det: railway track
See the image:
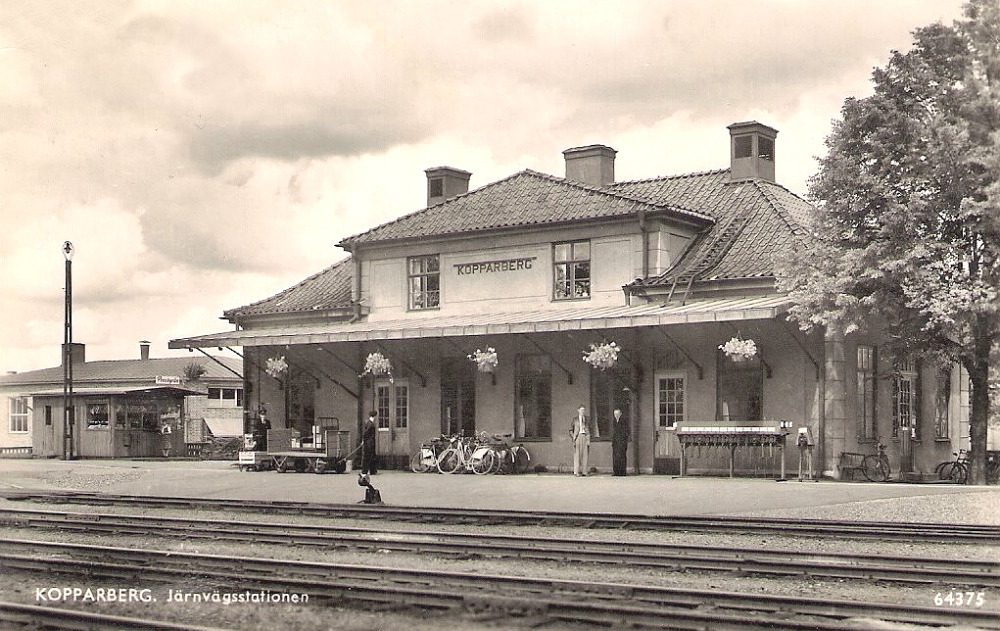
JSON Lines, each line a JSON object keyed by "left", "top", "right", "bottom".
{"left": 0, "top": 600, "right": 228, "bottom": 631}
{"left": 1, "top": 506, "right": 995, "bottom": 587}
{"left": 3, "top": 490, "right": 997, "bottom": 544}
{"left": 1, "top": 537, "right": 996, "bottom": 630}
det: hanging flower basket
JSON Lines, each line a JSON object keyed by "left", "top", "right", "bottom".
{"left": 583, "top": 341, "right": 621, "bottom": 371}
{"left": 362, "top": 351, "right": 393, "bottom": 381}
{"left": 719, "top": 336, "right": 757, "bottom": 362}
{"left": 467, "top": 347, "right": 498, "bottom": 373}
{"left": 264, "top": 355, "right": 288, "bottom": 379}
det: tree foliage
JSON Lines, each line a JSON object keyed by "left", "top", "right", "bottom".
{"left": 777, "top": 0, "right": 1000, "bottom": 483}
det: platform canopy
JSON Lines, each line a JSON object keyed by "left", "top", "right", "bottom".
{"left": 170, "top": 295, "right": 791, "bottom": 350}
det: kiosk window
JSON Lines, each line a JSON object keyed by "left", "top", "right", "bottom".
{"left": 8, "top": 397, "right": 28, "bottom": 433}
{"left": 87, "top": 403, "right": 110, "bottom": 430}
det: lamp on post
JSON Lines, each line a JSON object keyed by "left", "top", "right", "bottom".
{"left": 62, "top": 240, "right": 74, "bottom": 460}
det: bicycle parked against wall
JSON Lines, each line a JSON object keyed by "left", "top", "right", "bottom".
{"left": 862, "top": 440, "right": 890, "bottom": 482}
{"left": 935, "top": 449, "right": 969, "bottom": 484}
{"left": 410, "top": 435, "right": 450, "bottom": 473}
{"left": 410, "top": 432, "right": 531, "bottom": 475}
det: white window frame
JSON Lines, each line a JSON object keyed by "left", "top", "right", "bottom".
{"left": 8, "top": 397, "right": 29, "bottom": 433}
{"left": 375, "top": 379, "right": 409, "bottom": 431}
{"left": 654, "top": 371, "right": 687, "bottom": 429}
{"left": 207, "top": 387, "right": 243, "bottom": 408}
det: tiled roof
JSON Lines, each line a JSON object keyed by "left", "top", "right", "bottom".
{"left": 338, "top": 169, "right": 713, "bottom": 247}
{"left": 0, "top": 356, "right": 242, "bottom": 388}
{"left": 611, "top": 172, "right": 813, "bottom": 288}
{"left": 224, "top": 257, "right": 354, "bottom": 321}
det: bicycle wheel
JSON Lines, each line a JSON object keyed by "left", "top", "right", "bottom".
{"left": 948, "top": 462, "right": 968, "bottom": 484}
{"left": 410, "top": 451, "right": 430, "bottom": 473}
{"left": 937, "top": 461, "right": 958, "bottom": 481}
{"left": 436, "top": 448, "right": 462, "bottom": 474}
{"left": 471, "top": 449, "right": 495, "bottom": 475}
{"left": 489, "top": 447, "right": 504, "bottom": 474}
{"left": 513, "top": 445, "right": 531, "bottom": 474}
{"left": 862, "top": 455, "right": 889, "bottom": 482}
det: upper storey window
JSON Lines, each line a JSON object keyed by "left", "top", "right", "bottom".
{"left": 408, "top": 254, "right": 440, "bottom": 310}
{"left": 553, "top": 240, "right": 590, "bottom": 300}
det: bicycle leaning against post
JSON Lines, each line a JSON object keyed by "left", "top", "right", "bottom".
{"left": 862, "top": 439, "right": 890, "bottom": 482}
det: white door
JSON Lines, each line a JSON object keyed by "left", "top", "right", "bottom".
{"left": 375, "top": 379, "right": 409, "bottom": 461}
{"left": 653, "top": 371, "right": 686, "bottom": 474}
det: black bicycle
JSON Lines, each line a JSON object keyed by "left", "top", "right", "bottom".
{"left": 862, "top": 440, "right": 890, "bottom": 482}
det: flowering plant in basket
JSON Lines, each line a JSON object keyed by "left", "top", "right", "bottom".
{"left": 362, "top": 351, "right": 393, "bottom": 381}
{"left": 467, "top": 347, "right": 498, "bottom": 373}
{"left": 583, "top": 341, "right": 621, "bottom": 370}
{"left": 719, "top": 337, "right": 757, "bottom": 362}
{"left": 264, "top": 356, "right": 288, "bottom": 379}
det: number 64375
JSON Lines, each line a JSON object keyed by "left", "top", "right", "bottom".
{"left": 935, "top": 591, "right": 985, "bottom": 607}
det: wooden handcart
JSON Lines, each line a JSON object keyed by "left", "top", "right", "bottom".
{"left": 272, "top": 430, "right": 351, "bottom": 474}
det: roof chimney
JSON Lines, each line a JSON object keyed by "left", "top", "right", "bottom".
{"left": 563, "top": 144, "right": 616, "bottom": 186}
{"left": 61, "top": 343, "right": 85, "bottom": 366}
{"left": 728, "top": 121, "right": 777, "bottom": 183}
{"left": 425, "top": 166, "right": 471, "bottom": 207}
{"left": 140, "top": 340, "right": 151, "bottom": 361}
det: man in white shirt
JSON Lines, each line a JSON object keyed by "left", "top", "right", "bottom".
{"left": 569, "top": 404, "right": 596, "bottom": 476}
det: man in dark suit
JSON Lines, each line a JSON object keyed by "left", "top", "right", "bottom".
{"left": 569, "top": 404, "right": 597, "bottom": 476}
{"left": 361, "top": 411, "right": 378, "bottom": 475}
{"left": 611, "top": 407, "right": 629, "bottom": 476}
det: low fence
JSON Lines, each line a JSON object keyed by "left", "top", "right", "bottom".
{"left": 0, "top": 446, "right": 33, "bottom": 459}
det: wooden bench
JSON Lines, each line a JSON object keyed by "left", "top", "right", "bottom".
{"left": 838, "top": 452, "right": 866, "bottom": 480}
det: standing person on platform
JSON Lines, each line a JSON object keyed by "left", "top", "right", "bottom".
{"left": 569, "top": 404, "right": 595, "bottom": 476}
{"left": 611, "top": 407, "right": 629, "bottom": 476}
{"left": 361, "top": 410, "right": 378, "bottom": 475}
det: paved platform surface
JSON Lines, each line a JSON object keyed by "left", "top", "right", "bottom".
{"left": 0, "top": 458, "right": 997, "bottom": 524}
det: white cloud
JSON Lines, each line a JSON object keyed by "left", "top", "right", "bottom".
{"left": 0, "top": 0, "right": 968, "bottom": 371}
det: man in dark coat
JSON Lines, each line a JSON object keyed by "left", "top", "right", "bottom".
{"left": 361, "top": 410, "right": 378, "bottom": 475}
{"left": 611, "top": 407, "right": 629, "bottom": 476}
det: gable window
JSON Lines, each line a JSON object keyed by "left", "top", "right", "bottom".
{"left": 8, "top": 397, "right": 28, "bottom": 433}
{"left": 553, "top": 240, "right": 590, "bottom": 300}
{"left": 515, "top": 355, "right": 552, "bottom": 440}
{"left": 892, "top": 359, "right": 918, "bottom": 439}
{"left": 207, "top": 387, "right": 243, "bottom": 408}
{"left": 408, "top": 255, "right": 440, "bottom": 310}
{"left": 857, "top": 345, "right": 876, "bottom": 440}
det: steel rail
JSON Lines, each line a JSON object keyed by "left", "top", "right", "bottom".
{"left": 0, "top": 507, "right": 996, "bottom": 587}
{"left": 0, "top": 600, "right": 230, "bottom": 631}
{"left": 2, "top": 490, "right": 997, "bottom": 543}
{"left": 0, "top": 538, "right": 995, "bottom": 630}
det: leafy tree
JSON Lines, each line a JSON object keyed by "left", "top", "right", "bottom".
{"left": 777, "top": 0, "right": 999, "bottom": 484}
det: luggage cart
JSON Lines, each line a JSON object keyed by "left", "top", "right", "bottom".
{"left": 271, "top": 430, "right": 351, "bottom": 474}
{"left": 238, "top": 450, "right": 275, "bottom": 472}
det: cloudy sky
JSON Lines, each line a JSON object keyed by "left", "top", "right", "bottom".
{"left": 0, "top": 0, "right": 967, "bottom": 372}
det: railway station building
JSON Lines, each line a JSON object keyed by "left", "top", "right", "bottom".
{"left": 170, "top": 122, "right": 972, "bottom": 478}
{"left": 0, "top": 342, "right": 243, "bottom": 459}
